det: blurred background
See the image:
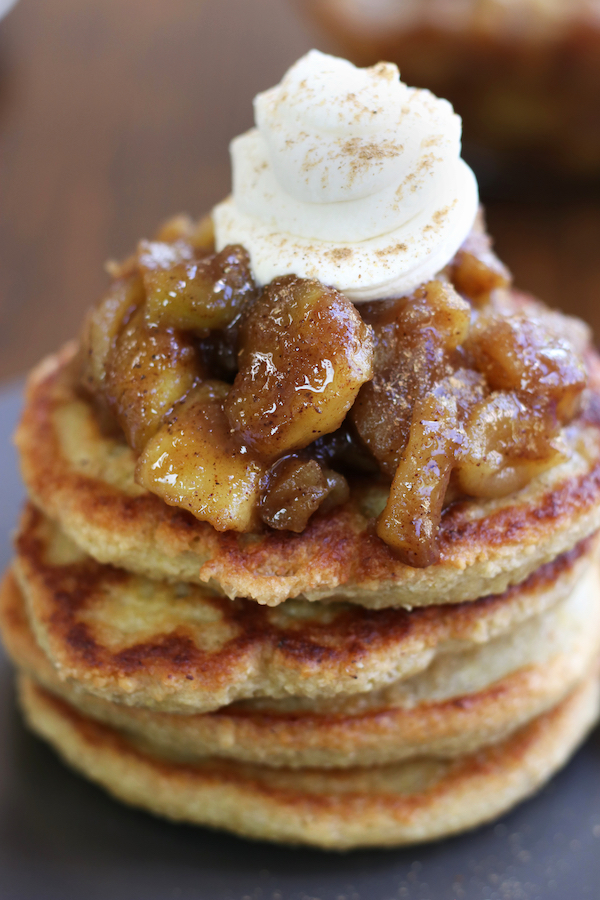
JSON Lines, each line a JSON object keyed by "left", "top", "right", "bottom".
{"left": 2, "top": 0, "right": 600, "bottom": 383}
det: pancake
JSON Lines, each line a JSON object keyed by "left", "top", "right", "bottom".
{"left": 12, "top": 504, "right": 598, "bottom": 713}
{"left": 18, "top": 671, "right": 600, "bottom": 849}
{"left": 16, "top": 343, "right": 600, "bottom": 608}
{"left": 4, "top": 566, "right": 599, "bottom": 768}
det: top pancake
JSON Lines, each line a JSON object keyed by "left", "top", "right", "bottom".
{"left": 16, "top": 341, "right": 600, "bottom": 608}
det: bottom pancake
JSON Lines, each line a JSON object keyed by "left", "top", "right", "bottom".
{"left": 4, "top": 566, "right": 600, "bottom": 767}
{"left": 18, "top": 672, "right": 600, "bottom": 849}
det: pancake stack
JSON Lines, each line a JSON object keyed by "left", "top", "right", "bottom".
{"left": 1, "top": 322, "right": 600, "bottom": 850}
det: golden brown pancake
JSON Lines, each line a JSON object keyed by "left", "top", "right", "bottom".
{"left": 3, "top": 567, "right": 599, "bottom": 768}
{"left": 16, "top": 343, "right": 600, "bottom": 607}
{"left": 12, "top": 504, "right": 598, "bottom": 714}
{"left": 18, "top": 672, "right": 600, "bottom": 849}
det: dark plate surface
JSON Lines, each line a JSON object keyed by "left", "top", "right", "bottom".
{"left": 1, "top": 383, "right": 600, "bottom": 900}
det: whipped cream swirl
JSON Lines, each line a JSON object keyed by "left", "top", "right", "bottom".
{"left": 213, "top": 50, "right": 478, "bottom": 302}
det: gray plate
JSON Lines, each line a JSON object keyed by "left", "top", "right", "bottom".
{"left": 1, "top": 383, "right": 600, "bottom": 900}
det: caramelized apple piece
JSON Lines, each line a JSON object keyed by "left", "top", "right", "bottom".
{"left": 153, "top": 214, "right": 197, "bottom": 244}
{"left": 139, "top": 242, "right": 256, "bottom": 332}
{"left": 319, "top": 469, "right": 351, "bottom": 513}
{"left": 259, "top": 456, "right": 349, "bottom": 532}
{"left": 225, "top": 276, "right": 374, "bottom": 460}
{"left": 352, "top": 280, "right": 471, "bottom": 475}
{"left": 153, "top": 213, "right": 215, "bottom": 251}
{"left": 466, "top": 313, "right": 587, "bottom": 422}
{"left": 377, "top": 368, "right": 485, "bottom": 565}
{"left": 450, "top": 227, "right": 510, "bottom": 307}
{"left": 136, "top": 382, "right": 265, "bottom": 532}
{"left": 451, "top": 251, "right": 510, "bottom": 307}
{"left": 105, "top": 307, "right": 200, "bottom": 452}
{"left": 377, "top": 389, "right": 463, "bottom": 567}
{"left": 188, "top": 214, "right": 217, "bottom": 252}
{"left": 457, "top": 392, "right": 565, "bottom": 499}
{"left": 81, "top": 274, "right": 144, "bottom": 394}
{"left": 438, "top": 367, "right": 489, "bottom": 419}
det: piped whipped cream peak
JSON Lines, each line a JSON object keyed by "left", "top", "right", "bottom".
{"left": 213, "top": 49, "right": 479, "bottom": 302}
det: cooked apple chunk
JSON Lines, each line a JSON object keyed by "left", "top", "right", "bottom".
{"left": 81, "top": 273, "right": 145, "bottom": 394}
{"left": 353, "top": 280, "right": 471, "bottom": 476}
{"left": 259, "top": 456, "right": 349, "bottom": 532}
{"left": 225, "top": 276, "right": 374, "bottom": 460}
{"left": 466, "top": 313, "right": 587, "bottom": 422}
{"left": 449, "top": 226, "right": 511, "bottom": 307}
{"left": 377, "top": 389, "right": 463, "bottom": 568}
{"left": 104, "top": 308, "right": 200, "bottom": 452}
{"left": 153, "top": 213, "right": 215, "bottom": 251}
{"left": 136, "top": 382, "right": 265, "bottom": 532}
{"left": 139, "top": 241, "right": 256, "bottom": 333}
{"left": 456, "top": 392, "right": 566, "bottom": 499}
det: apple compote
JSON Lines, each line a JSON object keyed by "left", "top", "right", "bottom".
{"left": 79, "top": 217, "right": 589, "bottom": 565}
